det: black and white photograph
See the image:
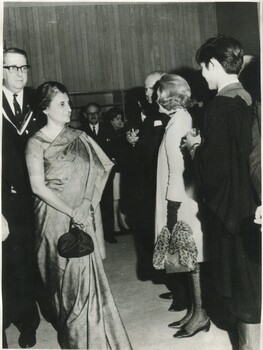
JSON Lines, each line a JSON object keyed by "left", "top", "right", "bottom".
{"left": 1, "top": 1, "right": 262, "bottom": 349}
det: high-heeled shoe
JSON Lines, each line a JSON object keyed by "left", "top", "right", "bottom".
{"left": 168, "top": 309, "right": 193, "bottom": 329}
{"left": 173, "top": 318, "right": 211, "bottom": 338}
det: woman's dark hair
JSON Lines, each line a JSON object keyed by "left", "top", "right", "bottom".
{"left": 196, "top": 35, "right": 244, "bottom": 74}
{"left": 104, "top": 107, "right": 124, "bottom": 122}
{"left": 36, "top": 81, "right": 69, "bottom": 111}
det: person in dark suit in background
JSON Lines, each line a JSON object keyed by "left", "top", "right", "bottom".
{"left": 104, "top": 107, "right": 130, "bottom": 234}
{"left": 2, "top": 47, "right": 45, "bottom": 348}
{"left": 124, "top": 72, "right": 169, "bottom": 237}
{"left": 79, "top": 102, "right": 117, "bottom": 243}
{"left": 124, "top": 73, "right": 172, "bottom": 275}
{"left": 79, "top": 102, "right": 114, "bottom": 153}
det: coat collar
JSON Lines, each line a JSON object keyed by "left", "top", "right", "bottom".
{"left": 217, "top": 82, "right": 252, "bottom": 106}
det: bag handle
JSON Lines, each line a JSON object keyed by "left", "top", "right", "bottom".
{"left": 70, "top": 204, "right": 96, "bottom": 232}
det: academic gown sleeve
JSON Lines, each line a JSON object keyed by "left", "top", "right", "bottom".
{"left": 193, "top": 95, "right": 256, "bottom": 234}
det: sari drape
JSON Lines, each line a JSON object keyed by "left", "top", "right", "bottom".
{"left": 26, "top": 126, "right": 132, "bottom": 349}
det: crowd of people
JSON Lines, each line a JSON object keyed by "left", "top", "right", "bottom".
{"left": 2, "top": 34, "right": 261, "bottom": 350}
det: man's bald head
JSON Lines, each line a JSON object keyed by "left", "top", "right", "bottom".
{"left": 144, "top": 70, "right": 166, "bottom": 103}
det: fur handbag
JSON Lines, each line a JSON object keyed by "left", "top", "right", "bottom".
{"left": 58, "top": 221, "right": 94, "bottom": 258}
{"left": 153, "top": 221, "right": 198, "bottom": 273}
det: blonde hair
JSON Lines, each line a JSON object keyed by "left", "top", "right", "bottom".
{"left": 157, "top": 74, "right": 191, "bottom": 110}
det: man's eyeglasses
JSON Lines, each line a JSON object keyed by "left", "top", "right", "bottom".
{"left": 3, "top": 65, "right": 30, "bottom": 74}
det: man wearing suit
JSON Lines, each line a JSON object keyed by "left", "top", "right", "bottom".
{"left": 79, "top": 102, "right": 114, "bottom": 153}
{"left": 2, "top": 47, "right": 44, "bottom": 348}
{"left": 125, "top": 71, "right": 169, "bottom": 279}
{"left": 79, "top": 102, "right": 116, "bottom": 243}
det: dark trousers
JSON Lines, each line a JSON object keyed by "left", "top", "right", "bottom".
{"left": 2, "top": 193, "right": 40, "bottom": 338}
{"left": 206, "top": 207, "right": 261, "bottom": 323}
{"left": 132, "top": 190, "right": 163, "bottom": 280}
{"left": 165, "top": 272, "right": 189, "bottom": 305}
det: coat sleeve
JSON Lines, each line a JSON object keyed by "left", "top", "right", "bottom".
{"left": 193, "top": 96, "right": 255, "bottom": 234}
{"left": 249, "top": 111, "right": 261, "bottom": 202}
{"left": 165, "top": 112, "right": 192, "bottom": 201}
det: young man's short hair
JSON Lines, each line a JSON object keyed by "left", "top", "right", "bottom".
{"left": 196, "top": 35, "right": 244, "bottom": 75}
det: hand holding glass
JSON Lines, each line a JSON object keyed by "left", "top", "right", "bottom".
{"left": 126, "top": 129, "right": 139, "bottom": 147}
{"left": 183, "top": 128, "right": 201, "bottom": 150}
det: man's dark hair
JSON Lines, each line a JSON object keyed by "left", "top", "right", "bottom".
{"left": 84, "top": 102, "right": 101, "bottom": 113}
{"left": 79, "top": 102, "right": 101, "bottom": 123}
{"left": 196, "top": 35, "right": 244, "bottom": 74}
{"left": 3, "top": 47, "right": 29, "bottom": 64}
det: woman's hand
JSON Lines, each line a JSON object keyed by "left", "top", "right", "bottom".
{"left": 126, "top": 129, "right": 139, "bottom": 146}
{"left": 72, "top": 199, "right": 93, "bottom": 227}
{"left": 167, "top": 201, "right": 181, "bottom": 232}
{"left": 184, "top": 129, "right": 202, "bottom": 150}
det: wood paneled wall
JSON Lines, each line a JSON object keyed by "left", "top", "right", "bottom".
{"left": 4, "top": 2, "right": 217, "bottom": 92}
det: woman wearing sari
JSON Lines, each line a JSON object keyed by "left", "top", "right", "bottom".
{"left": 25, "top": 81, "right": 132, "bottom": 349}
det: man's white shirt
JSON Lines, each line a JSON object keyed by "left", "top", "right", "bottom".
{"left": 3, "top": 85, "right": 24, "bottom": 114}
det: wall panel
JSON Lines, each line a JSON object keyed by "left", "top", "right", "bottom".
{"left": 3, "top": 2, "right": 218, "bottom": 92}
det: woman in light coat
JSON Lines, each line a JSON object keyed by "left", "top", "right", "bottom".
{"left": 155, "top": 74, "right": 209, "bottom": 338}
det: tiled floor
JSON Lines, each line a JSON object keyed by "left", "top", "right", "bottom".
{"left": 5, "top": 234, "right": 236, "bottom": 349}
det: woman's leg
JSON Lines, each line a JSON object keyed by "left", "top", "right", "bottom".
{"left": 113, "top": 199, "right": 121, "bottom": 232}
{"left": 114, "top": 173, "right": 130, "bottom": 231}
{"left": 173, "top": 267, "right": 210, "bottom": 337}
{"left": 119, "top": 211, "right": 130, "bottom": 230}
{"left": 185, "top": 269, "right": 208, "bottom": 331}
{"left": 168, "top": 274, "right": 193, "bottom": 327}
{"left": 113, "top": 173, "right": 121, "bottom": 232}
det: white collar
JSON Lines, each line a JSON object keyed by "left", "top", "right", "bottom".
{"left": 3, "top": 85, "right": 24, "bottom": 112}
{"left": 90, "top": 123, "right": 99, "bottom": 130}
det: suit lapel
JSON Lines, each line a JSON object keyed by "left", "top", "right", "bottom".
{"left": 3, "top": 89, "right": 34, "bottom": 134}
{"left": 22, "top": 87, "right": 31, "bottom": 117}
{"left": 2, "top": 92, "right": 20, "bottom": 129}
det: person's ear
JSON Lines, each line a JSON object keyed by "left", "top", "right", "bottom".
{"left": 209, "top": 58, "right": 221, "bottom": 70}
{"left": 3, "top": 70, "right": 7, "bottom": 81}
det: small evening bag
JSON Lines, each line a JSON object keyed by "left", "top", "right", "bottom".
{"left": 58, "top": 221, "right": 94, "bottom": 258}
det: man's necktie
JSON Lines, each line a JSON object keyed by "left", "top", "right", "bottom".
{"left": 13, "top": 94, "right": 22, "bottom": 126}
{"left": 92, "top": 125, "right": 96, "bottom": 137}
